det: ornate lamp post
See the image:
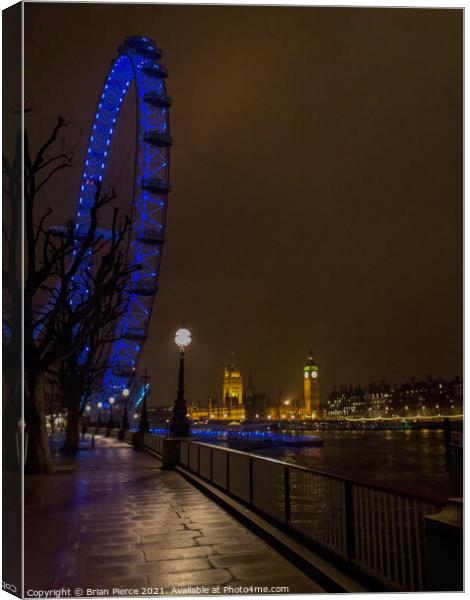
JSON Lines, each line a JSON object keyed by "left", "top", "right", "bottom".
{"left": 108, "top": 396, "right": 115, "bottom": 428}
{"left": 97, "top": 401, "right": 103, "bottom": 426}
{"left": 139, "top": 371, "right": 150, "bottom": 434}
{"left": 117, "top": 388, "right": 130, "bottom": 441}
{"left": 121, "top": 388, "right": 130, "bottom": 431}
{"left": 85, "top": 404, "right": 91, "bottom": 425}
{"left": 170, "top": 328, "right": 191, "bottom": 437}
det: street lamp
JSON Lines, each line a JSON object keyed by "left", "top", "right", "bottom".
{"left": 97, "top": 401, "right": 103, "bottom": 426}
{"left": 108, "top": 396, "right": 115, "bottom": 428}
{"left": 121, "top": 388, "right": 130, "bottom": 431}
{"left": 139, "top": 371, "right": 150, "bottom": 434}
{"left": 170, "top": 328, "right": 191, "bottom": 437}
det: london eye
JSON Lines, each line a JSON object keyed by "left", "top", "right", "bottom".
{"left": 75, "top": 36, "right": 172, "bottom": 409}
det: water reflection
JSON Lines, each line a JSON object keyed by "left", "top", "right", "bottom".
{"left": 254, "top": 429, "right": 462, "bottom": 501}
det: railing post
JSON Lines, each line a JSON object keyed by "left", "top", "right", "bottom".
{"left": 210, "top": 447, "right": 213, "bottom": 482}
{"left": 198, "top": 444, "right": 201, "bottom": 475}
{"left": 284, "top": 466, "right": 291, "bottom": 524}
{"left": 226, "top": 452, "right": 230, "bottom": 491}
{"left": 345, "top": 480, "right": 355, "bottom": 560}
{"left": 249, "top": 458, "right": 254, "bottom": 505}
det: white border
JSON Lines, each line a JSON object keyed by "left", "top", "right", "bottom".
{"left": 0, "top": 2, "right": 465, "bottom": 600}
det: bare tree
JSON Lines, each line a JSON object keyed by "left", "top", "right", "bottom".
{"left": 3, "top": 132, "right": 23, "bottom": 471}
{"left": 55, "top": 236, "right": 135, "bottom": 454}
{"left": 3, "top": 118, "right": 137, "bottom": 474}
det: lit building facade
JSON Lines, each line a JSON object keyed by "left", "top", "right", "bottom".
{"left": 326, "top": 385, "right": 367, "bottom": 418}
{"left": 303, "top": 350, "right": 320, "bottom": 418}
{"left": 221, "top": 356, "right": 245, "bottom": 420}
{"left": 324, "top": 375, "right": 463, "bottom": 419}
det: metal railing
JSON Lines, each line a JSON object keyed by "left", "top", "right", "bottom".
{"left": 142, "top": 432, "right": 164, "bottom": 454}
{"left": 178, "top": 439, "right": 443, "bottom": 592}
{"left": 89, "top": 429, "right": 445, "bottom": 591}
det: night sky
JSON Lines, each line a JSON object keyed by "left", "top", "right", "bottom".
{"left": 23, "top": 4, "right": 463, "bottom": 407}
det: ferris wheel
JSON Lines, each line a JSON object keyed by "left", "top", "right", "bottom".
{"left": 75, "top": 36, "right": 172, "bottom": 406}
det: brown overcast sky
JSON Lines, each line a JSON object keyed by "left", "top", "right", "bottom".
{"left": 23, "top": 4, "right": 463, "bottom": 407}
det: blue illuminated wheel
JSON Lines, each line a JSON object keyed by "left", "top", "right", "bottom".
{"left": 76, "top": 36, "right": 172, "bottom": 402}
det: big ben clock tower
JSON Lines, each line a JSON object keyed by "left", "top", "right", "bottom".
{"left": 303, "top": 350, "right": 320, "bottom": 418}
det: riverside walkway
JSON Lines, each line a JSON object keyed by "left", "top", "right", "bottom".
{"left": 24, "top": 436, "right": 323, "bottom": 595}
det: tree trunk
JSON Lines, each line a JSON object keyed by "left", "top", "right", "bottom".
{"left": 24, "top": 373, "right": 54, "bottom": 475}
{"left": 61, "top": 405, "right": 81, "bottom": 455}
{"left": 3, "top": 382, "right": 22, "bottom": 473}
{"left": 3, "top": 338, "right": 22, "bottom": 472}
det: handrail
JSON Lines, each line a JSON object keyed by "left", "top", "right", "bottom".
{"left": 179, "top": 438, "right": 448, "bottom": 506}
{"left": 108, "top": 429, "right": 450, "bottom": 592}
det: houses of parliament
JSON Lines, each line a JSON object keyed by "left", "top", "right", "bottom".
{"left": 189, "top": 351, "right": 320, "bottom": 421}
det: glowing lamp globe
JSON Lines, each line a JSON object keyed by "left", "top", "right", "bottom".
{"left": 109, "top": 396, "right": 115, "bottom": 405}
{"left": 175, "top": 328, "right": 192, "bottom": 348}
{"left": 122, "top": 388, "right": 130, "bottom": 397}
{"left": 97, "top": 402, "right": 103, "bottom": 409}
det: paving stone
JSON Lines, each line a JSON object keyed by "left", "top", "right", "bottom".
{"left": 72, "top": 565, "right": 131, "bottom": 578}
{"left": 80, "top": 523, "right": 130, "bottom": 532}
{"left": 79, "top": 510, "right": 131, "bottom": 518}
{"left": 133, "top": 524, "right": 187, "bottom": 534}
{"left": 186, "top": 522, "right": 245, "bottom": 533}
{"left": 228, "top": 563, "right": 301, "bottom": 580}
{"left": 62, "top": 552, "right": 145, "bottom": 567}
{"left": 209, "top": 550, "right": 277, "bottom": 568}
{"left": 136, "top": 557, "right": 211, "bottom": 575}
{"left": 145, "top": 545, "right": 216, "bottom": 562}
{"left": 148, "top": 568, "right": 232, "bottom": 588}
{"left": 70, "top": 544, "right": 135, "bottom": 556}
{"left": 80, "top": 516, "right": 132, "bottom": 524}
{"left": 184, "top": 508, "right": 238, "bottom": 517}
{"left": 133, "top": 539, "right": 199, "bottom": 550}
{"left": 141, "top": 530, "right": 200, "bottom": 542}
{"left": 194, "top": 534, "right": 259, "bottom": 546}
{"left": 25, "top": 436, "right": 324, "bottom": 593}
{"left": 186, "top": 517, "right": 238, "bottom": 526}
{"left": 69, "top": 532, "right": 141, "bottom": 544}
{"left": 54, "top": 576, "right": 150, "bottom": 589}
{"left": 211, "top": 541, "right": 269, "bottom": 554}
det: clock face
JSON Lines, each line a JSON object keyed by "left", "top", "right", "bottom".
{"left": 311, "top": 371, "right": 318, "bottom": 379}
{"left": 304, "top": 371, "right": 309, "bottom": 379}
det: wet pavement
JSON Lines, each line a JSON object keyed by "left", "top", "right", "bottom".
{"left": 24, "top": 436, "right": 323, "bottom": 595}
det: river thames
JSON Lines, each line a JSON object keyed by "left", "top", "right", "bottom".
{"left": 253, "top": 429, "right": 462, "bottom": 502}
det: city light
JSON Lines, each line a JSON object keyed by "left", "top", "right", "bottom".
{"left": 175, "top": 328, "right": 191, "bottom": 348}
{"left": 122, "top": 388, "right": 130, "bottom": 397}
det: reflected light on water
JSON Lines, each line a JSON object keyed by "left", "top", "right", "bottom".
{"left": 254, "top": 429, "right": 462, "bottom": 500}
